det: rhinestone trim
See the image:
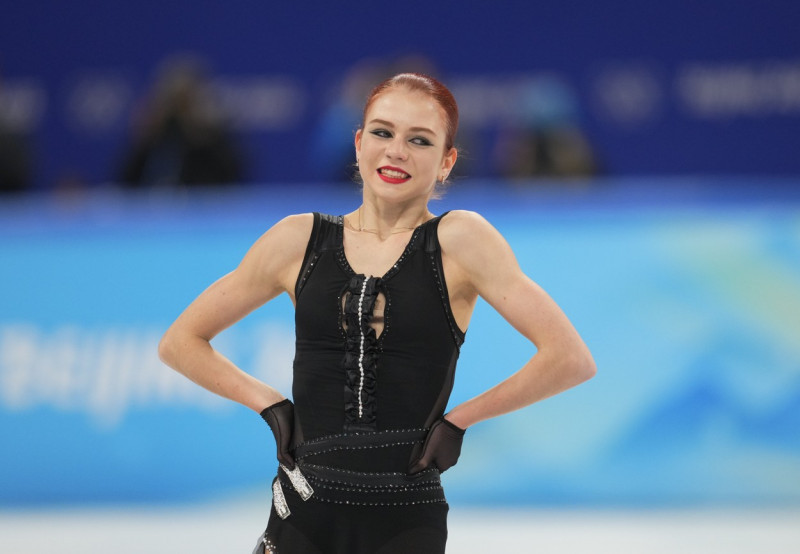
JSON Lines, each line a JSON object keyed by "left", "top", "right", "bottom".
{"left": 294, "top": 428, "right": 428, "bottom": 460}
{"left": 295, "top": 251, "right": 319, "bottom": 300}
{"left": 427, "top": 251, "right": 465, "bottom": 347}
{"left": 261, "top": 534, "right": 277, "bottom": 554}
{"left": 341, "top": 275, "right": 379, "bottom": 429}
{"left": 334, "top": 215, "right": 425, "bottom": 281}
{"left": 281, "top": 464, "right": 314, "bottom": 501}
{"left": 313, "top": 497, "right": 445, "bottom": 507}
{"left": 272, "top": 479, "right": 290, "bottom": 520}
{"left": 356, "top": 277, "right": 369, "bottom": 419}
{"left": 296, "top": 439, "right": 422, "bottom": 460}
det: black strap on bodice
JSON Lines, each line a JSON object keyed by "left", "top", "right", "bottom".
{"left": 295, "top": 213, "right": 340, "bottom": 299}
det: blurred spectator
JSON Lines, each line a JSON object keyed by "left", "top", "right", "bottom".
{"left": 0, "top": 73, "right": 33, "bottom": 194}
{"left": 492, "top": 77, "right": 599, "bottom": 179}
{"left": 308, "top": 59, "right": 386, "bottom": 183}
{"left": 118, "top": 54, "right": 245, "bottom": 187}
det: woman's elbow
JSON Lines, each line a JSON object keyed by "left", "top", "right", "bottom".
{"left": 571, "top": 350, "right": 597, "bottom": 384}
{"left": 552, "top": 345, "right": 595, "bottom": 387}
{"left": 158, "top": 329, "right": 179, "bottom": 368}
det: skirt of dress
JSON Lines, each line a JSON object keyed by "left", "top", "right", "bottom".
{"left": 254, "top": 492, "right": 449, "bottom": 554}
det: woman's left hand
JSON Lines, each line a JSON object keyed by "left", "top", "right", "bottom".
{"left": 408, "top": 417, "right": 466, "bottom": 474}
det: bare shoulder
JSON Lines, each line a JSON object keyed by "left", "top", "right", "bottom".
{"left": 250, "top": 212, "right": 314, "bottom": 256}
{"left": 266, "top": 212, "right": 314, "bottom": 242}
{"left": 439, "top": 209, "right": 490, "bottom": 230}
{"left": 238, "top": 212, "right": 315, "bottom": 287}
{"left": 438, "top": 209, "right": 523, "bottom": 295}
{"left": 439, "top": 209, "right": 509, "bottom": 259}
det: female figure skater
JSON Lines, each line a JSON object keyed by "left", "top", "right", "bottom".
{"left": 159, "top": 73, "right": 595, "bottom": 553}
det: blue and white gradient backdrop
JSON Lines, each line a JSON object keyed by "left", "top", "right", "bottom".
{"left": 2, "top": 180, "right": 799, "bottom": 511}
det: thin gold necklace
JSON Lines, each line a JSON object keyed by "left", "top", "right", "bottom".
{"left": 346, "top": 206, "right": 428, "bottom": 235}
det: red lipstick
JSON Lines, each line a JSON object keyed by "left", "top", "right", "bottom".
{"left": 377, "top": 166, "right": 411, "bottom": 184}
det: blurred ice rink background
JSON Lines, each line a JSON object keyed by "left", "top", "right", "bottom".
{"left": 2, "top": 182, "right": 798, "bottom": 552}
{"left": 2, "top": 502, "right": 799, "bottom": 553}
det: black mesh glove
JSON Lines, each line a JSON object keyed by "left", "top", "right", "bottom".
{"left": 260, "top": 399, "right": 296, "bottom": 470}
{"left": 408, "top": 417, "right": 466, "bottom": 474}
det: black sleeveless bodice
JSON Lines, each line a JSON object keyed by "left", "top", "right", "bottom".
{"left": 291, "top": 212, "right": 464, "bottom": 467}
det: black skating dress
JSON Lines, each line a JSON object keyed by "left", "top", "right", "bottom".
{"left": 254, "top": 212, "right": 465, "bottom": 554}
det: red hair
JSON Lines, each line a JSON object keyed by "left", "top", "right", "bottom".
{"left": 362, "top": 73, "right": 459, "bottom": 151}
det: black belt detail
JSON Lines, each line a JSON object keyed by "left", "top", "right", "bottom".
{"left": 293, "top": 428, "right": 428, "bottom": 460}
{"left": 278, "top": 429, "right": 446, "bottom": 507}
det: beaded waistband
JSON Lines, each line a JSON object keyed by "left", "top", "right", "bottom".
{"left": 271, "top": 429, "right": 445, "bottom": 518}
{"left": 294, "top": 428, "right": 429, "bottom": 460}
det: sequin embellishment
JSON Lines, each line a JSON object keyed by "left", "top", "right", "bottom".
{"left": 342, "top": 275, "right": 380, "bottom": 430}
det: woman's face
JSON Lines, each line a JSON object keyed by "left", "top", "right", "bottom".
{"left": 355, "top": 86, "right": 456, "bottom": 204}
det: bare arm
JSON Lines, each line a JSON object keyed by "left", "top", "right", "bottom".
{"left": 439, "top": 211, "right": 596, "bottom": 430}
{"left": 157, "top": 213, "right": 313, "bottom": 413}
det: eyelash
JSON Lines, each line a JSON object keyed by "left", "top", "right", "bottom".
{"left": 369, "top": 129, "right": 433, "bottom": 147}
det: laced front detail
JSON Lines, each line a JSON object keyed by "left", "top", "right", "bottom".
{"left": 342, "top": 274, "right": 381, "bottom": 431}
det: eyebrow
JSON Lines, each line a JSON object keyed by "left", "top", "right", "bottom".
{"left": 367, "top": 119, "right": 437, "bottom": 136}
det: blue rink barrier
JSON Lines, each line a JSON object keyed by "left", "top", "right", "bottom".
{"left": 1, "top": 179, "right": 799, "bottom": 506}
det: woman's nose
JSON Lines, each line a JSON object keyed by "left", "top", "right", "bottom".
{"left": 385, "top": 138, "right": 409, "bottom": 161}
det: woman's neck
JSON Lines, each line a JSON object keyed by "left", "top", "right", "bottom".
{"left": 347, "top": 200, "right": 433, "bottom": 239}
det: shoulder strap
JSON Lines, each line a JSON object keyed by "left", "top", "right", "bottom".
{"left": 316, "top": 213, "right": 342, "bottom": 251}
{"left": 424, "top": 211, "right": 450, "bottom": 253}
{"left": 421, "top": 211, "right": 464, "bottom": 347}
{"left": 294, "top": 213, "right": 341, "bottom": 299}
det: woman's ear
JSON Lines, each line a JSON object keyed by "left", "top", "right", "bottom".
{"left": 442, "top": 147, "right": 458, "bottom": 174}
{"left": 354, "top": 129, "right": 363, "bottom": 158}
